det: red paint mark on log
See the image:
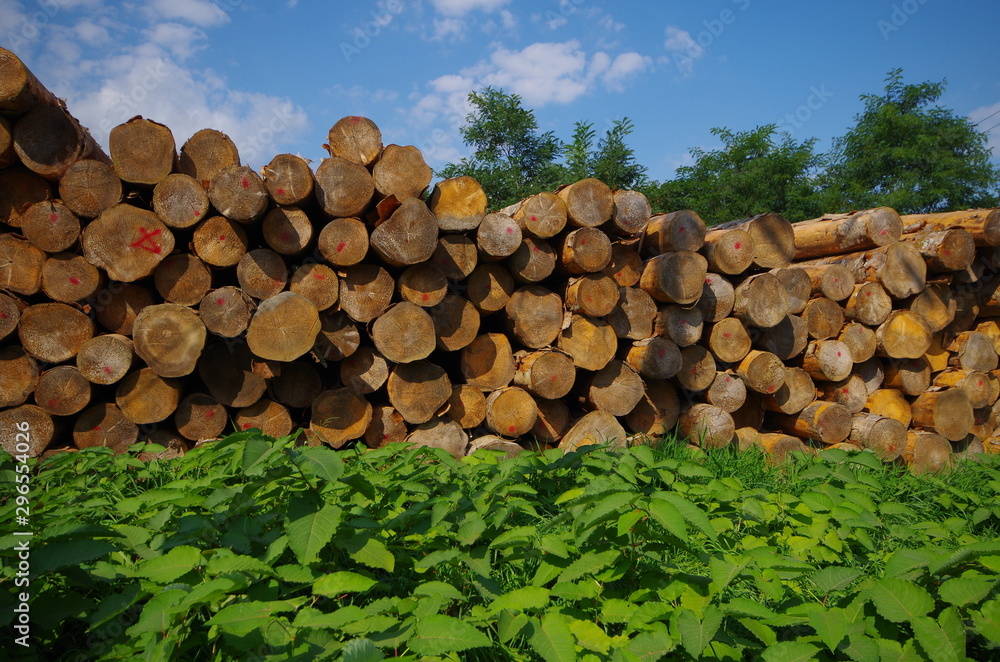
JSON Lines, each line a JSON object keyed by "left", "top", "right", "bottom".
{"left": 206, "top": 410, "right": 215, "bottom": 418}
{"left": 49, "top": 213, "right": 58, "bottom": 222}
{"left": 422, "top": 293, "right": 430, "bottom": 301}
{"left": 336, "top": 241, "right": 347, "bottom": 253}
{"left": 277, "top": 188, "right": 285, "bottom": 195}
{"left": 657, "top": 348, "right": 666, "bottom": 358}
{"left": 194, "top": 209, "right": 201, "bottom": 217}
{"left": 280, "top": 231, "right": 292, "bottom": 242}
{"left": 69, "top": 277, "right": 80, "bottom": 285}
{"left": 678, "top": 227, "right": 685, "bottom": 233}
{"left": 734, "top": 242, "right": 741, "bottom": 250}
{"left": 219, "top": 235, "right": 226, "bottom": 241}
{"left": 313, "top": 272, "right": 325, "bottom": 279}
{"left": 216, "top": 298, "right": 225, "bottom": 306}
{"left": 842, "top": 388, "right": 849, "bottom": 394}
{"left": 506, "top": 227, "right": 513, "bottom": 234}
{"left": 103, "top": 366, "right": 112, "bottom": 374}
{"left": 723, "top": 332, "right": 731, "bottom": 338}
{"left": 530, "top": 216, "right": 537, "bottom": 222}
{"left": 93, "top": 425, "right": 101, "bottom": 431}
{"left": 47, "top": 399, "right": 57, "bottom": 408}
{"left": 507, "top": 425, "right": 516, "bottom": 434}
{"left": 241, "top": 177, "right": 250, "bottom": 189}
{"left": 837, "top": 351, "right": 842, "bottom": 357}
{"left": 242, "top": 423, "right": 251, "bottom": 429}
{"left": 131, "top": 227, "right": 163, "bottom": 254}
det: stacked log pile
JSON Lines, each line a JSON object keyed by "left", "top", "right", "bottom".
{"left": 0, "top": 48, "right": 997, "bottom": 471}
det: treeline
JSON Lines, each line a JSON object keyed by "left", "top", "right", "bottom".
{"left": 440, "top": 70, "right": 1000, "bottom": 223}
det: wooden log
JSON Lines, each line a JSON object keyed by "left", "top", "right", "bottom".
{"left": 866, "top": 388, "right": 911, "bottom": 427}
{"left": 883, "top": 356, "right": 932, "bottom": 396}
{"left": 948, "top": 331, "right": 999, "bottom": 372}
{"left": 703, "top": 371, "right": 747, "bottom": 413}
{"left": 21, "top": 200, "right": 80, "bottom": 253}
{"left": 558, "top": 314, "right": 618, "bottom": 371}
{"left": 509, "top": 237, "right": 557, "bottom": 284}
{"left": 948, "top": 289, "right": 981, "bottom": 335}
{"left": 763, "top": 367, "right": 815, "bottom": 415}
{"left": 18, "top": 303, "right": 93, "bottom": 363}
{"left": 406, "top": 419, "right": 469, "bottom": 458}
{"left": 387, "top": 361, "right": 452, "bottom": 424}
{"left": 73, "top": 404, "right": 136, "bottom": 454}
{"left": 769, "top": 267, "right": 812, "bottom": 315}
{"left": 679, "top": 404, "right": 735, "bottom": 449}
{"left": 0, "top": 167, "right": 51, "bottom": 230}
{"left": 289, "top": 263, "right": 339, "bottom": 311}
{"left": 0, "top": 292, "right": 18, "bottom": 341}
{"left": 467, "top": 263, "right": 514, "bottom": 315}
{"left": 909, "top": 282, "right": 955, "bottom": 332}
{"left": 116, "top": 368, "right": 182, "bottom": 424}
{"left": 676, "top": 345, "right": 717, "bottom": 392}
{"left": 262, "top": 153, "right": 314, "bottom": 207}
{"left": 314, "top": 156, "right": 375, "bottom": 218}
{"left": 737, "top": 350, "right": 786, "bottom": 394}
{"left": 198, "top": 341, "right": 268, "bottom": 408}
{"left": 933, "top": 369, "right": 995, "bottom": 409}
{"left": 14, "top": 104, "right": 106, "bottom": 180}
{"left": 558, "top": 178, "right": 613, "bottom": 228}
{"left": 149, "top": 173, "right": 209, "bottom": 229}
{"left": 799, "top": 242, "right": 926, "bottom": 300}
{"left": 364, "top": 405, "right": 408, "bottom": 448}
{"left": 174, "top": 393, "right": 227, "bottom": 442}
{"left": 732, "top": 273, "right": 788, "bottom": 329}
{"left": 701, "top": 229, "right": 754, "bottom": 275}
{"left": 0, "top": 115, "right": 11, "bottom": 168}
{"left": 262, "top": 206, "right": 313, "bottom": 256}
{"left": 816, "top": 374, "right": 867, "bottom": 414}
{"left": 731, "top": 392, "right": 765, "bottom": 430}
{"left": 235, "top": 399, "right": 293, "bottom": 438}
{"left": 799, "top": 264, "right": 855, "bottom": 302}
{"left": 697, "top": 273, "right": 735, "bottom": 322}
{"left": 461, "top": 333, "right": 516, "bottom": 390}
{"left": 467, "top": 436, "right": 525, "bottom": 459}
{"left": 485, "top": 387, "right": 538, "bottom": 437}
{"left": 850, "top": 413, "right": 906, "bottom": 461}
{"left": 532, "top": 397, "right": 572, "bottom": 444}
{"left": 313, "top": 310, "right": 361, "bottom": 362}
{"left": 610, "top": 190, "right": 652, "bottom": 236}
{"left": 971, "top": 407, "right": 996, "bottom": 443}
{"left": 903, "top": 431, "right": 953, "bottom": 474}
{"left": 326, "top": 116, "right": 382, "bottom": 166}
{"left": 0, "top": 404, "right": 54, "bottom": 458}
{"left": 625, "top": 379, "right": 680, "bottom": 438}
{"left": 0, "top": 233, "right": 45, "bottom": 295}
{"left": 792, "top": 207, "right": 902, "bottom": 259}
{"left": 505, "top": 285, "right": 563, "bottom": 349}
{"left": 371, "top": 197, "right": 439, "bottom": 266}
{"left": 801, "top": 297, "right": 845, "bottom": 341}
{"left": 151, "top": 254, "right": 211, "bottom": 306}
{"left": 876, "top": 310, "right": 933, "bottom": 359}
{"left": 706, "top": 212, "right": 795, "bottom": 269}
{"left": 133, "top": 303, "right": 206, "bottom": 378}
{"left": 559, "top": 410, "right": 627, "bottom": 452}
{"left": 41, "top": 252, "right": 101, "bottom": 303}
{"left": 801, "top": 340, "right": 853, "bottom": 382}
{"left": 640, "top": 251, "right": 708, "bottom": 305}
{"left": 433, "top": 235, "right": 478, "bottom": 280}
{"left": 900, "top": 209, "right": 1000, "bottom": 247}
{"left": 371, "top": 302, "right": 435, "bottom": 363}
{"left": 208, "top": 165, "right": 268, "bottom": 223}
{"left": 585, "top": 360, "right": 644, "bottom": 416}
{"left": 93, "top": 282, "right": 152, "bottom": 336}
{"left": 477, "top": 212, "right": 522, "bottom": 261}
{"left": 755, "top": 433, "right": 808, "bottom": 464}
{"left": 911, "top": 388, "right": 973, "bottom": 441}
{"left": 643, "top": 210, "right": 706, "bottom": 253}
{"left": 178, "top": 128, "right": 240, "bottom": 186}
{"left": 976, "top": 319, "right": 1000, "bottom": 355}
{"left": 82, "top": 204, "right": 174, "bottom": 282}
{"left": 339, "top": 264, "right": 394, "bottom": 323}
{"left": 838, "top": 322, "right": 877, "bottom": 363}
{"left": 197, "top": 286, "right": 252, "bottom": 338}
{"left": 0, "top": 346, "right": 38, "bottom": 408}
{"left": 317, "top": 216, "right": 369, "bottom": 267}
{"left": 191, "top": 215, "right": 248, "bottom": 268}
{"left": 340, "top": 346, "right": 390, "bottom": 395}
{"left": 607, "top": 286, "right": 657, "bottom": 340}
{"left": 445, "top": 385, "right": 488, "bottom": 429}
{"left": 0, "top": 47, "right": 61, "bottom": 111}
{"left": 769, "top": 400, "right": 852, "bottom": 444}
{"left": 603, "top": 242, "right": 643, "bottom": 287}
{"left": 246, "top": 291, "right": 321, "bottom": 362}
{"left": 565, "top": 273, "right": 620, "bottom": 317}
{"left": 755, "top": 314, "right": 809, "bottom": 361}
{"left": 428, "top": 294, "right": 480, "bottom": 352}
{"left": 655, "top": 305, "right": 703, "bottom": 348}
{"left": 75, "top": 334, "right": 133, "bottom": 386}
{"left": 397, "top": 263, "right": 447, "bottom": 308}
{"left": 309, "top": 388, "right": 372, "bottom": 448}
{"left": 844, "top": 282, "right": 892, "bottom": 327}
{"left": 235, "top": 249, "right": 286, "bottom": 300}
{"left": 502, "top": 191, "right": 568, "bottom": 239}
{"left": 902, "top": 228, "right": 976, "bottom": 273}
{"left": 269, "top": 361, "right": 322, "bottom": 409}
{"left": 109, "top": 117, "right": 175, "bottom": 185}
{"left": 429, "top": 176, "right": 487, "bottom": 231}
{"left": 560, "top": 227, "right": 612, "bottom": 275}
{"left": 372, "top": 144, "right": 431, "bottom": 201}
{"left": 624, "top": 337, "right": 681, "bottom": 380}
{"left": 514, "top": 349, "right": 575, "bottom": 399}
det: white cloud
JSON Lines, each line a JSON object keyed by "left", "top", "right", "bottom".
{"left": 500, "top": 9, "right": 515, "bottom": 29}
{"left": 430, "top": 16, "right": 466, "bottom": 41}
{"left": 599, "top": 14, "right": 625, "bottom": 32}
{"left": 485, "top": 41, "right": 590, "bottom": 105}
{"left": 663, "top": 25, "right": 703, "bottom": 77}
{"left": 430, "top": 0, "right": 511, "bottom": 17}
{"left": 602, "top": 52, "right": 652, "bottom": 91}
{"left": 73, "top": 19, "right": 111, "bottom": 45}
{"left": 971, "top": 101, "right": 1000, "bottom": 157}
{"left": 143, "top": 0, "right": 229, "bottom": 27}
{"left": 143, "top": 22, "right": 207, "bottom": 59}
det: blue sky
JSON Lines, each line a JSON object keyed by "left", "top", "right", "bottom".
{"left": 3, "top": 0, "right": 999, "bottom": 183}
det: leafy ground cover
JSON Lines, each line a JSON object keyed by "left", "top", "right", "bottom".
{"left": 2, "top": 432, "right": 1000, "bottom": 661}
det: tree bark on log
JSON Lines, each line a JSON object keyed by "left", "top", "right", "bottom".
{"left": 900, "top": 209, "right": 1000, "bottom": 247}
{"left": 707, "top": 212, "right": 795, "bottom": 269}
{"left": 792, "top": 207, "right": 902, "bottom": 260}
{"left": 902, "top": 228, "right": 976, "bottom": 273}
{"left": 769, "top": 400, "right": 852, "bottom": 444}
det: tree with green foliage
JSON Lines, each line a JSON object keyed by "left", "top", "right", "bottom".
{"left": 822, "top": 69, "right": 1000, "bottom": 214}
{"left": 642, "top": 125, "right": 824, "bottom": 224}
{"left": 437, "top": 87, "right": 562, "bottom": 208}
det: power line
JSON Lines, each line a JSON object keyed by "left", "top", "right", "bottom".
{"left": 975, "top": 107, "right": 1000, "bottom": 126}
{"left": 983, "top": 119, "right": 1000, "bottom": 134}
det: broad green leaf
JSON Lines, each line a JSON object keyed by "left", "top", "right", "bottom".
{"left": 809, "top": 608, "right": 849, "bottom": 652}
{"left": 241, "top": 436, "right": 275, "bottom": 475}
{"left": 530, "top": 611, "right": 577, "bottom": 662}
{"left": 709, "top": 555, "right": 747, "bottom": 593}
{"left": 973, "top": 599, "right": 1000, "bottom": 643}
{"left": 205, "top": 552, "right": 274, "bottom": 577}
{"left": 415, "top": 549, "right": 462, "bottom": 570}
{"left": 602, "top": 598, "right": 638, "bottom": 624}
{"left": 656, "top": 492, "right": 718, "bottom": 543}
{"left": 738, "top": 618, "right": 777, "bottom": 646}
{"left": 558, "top": 550, "right": 619, "bottom": 583}
{"left": 206, "top": 600, "right": 295, "bottom": 637}
{"left": 883, "top": 547, "right": 936, "bottom": 579}
{"left": 285, "top": 498, "right": 341, "bottom": 565}
{"left": 810, "top": 566, "right": 862, "bottom": 593}
{"left": 676, "top": 606, "right": 722, "bottom": 659}
{"left": 490, "top": 525, "right": 537, "bottom": 549}
{"left": 296, "top": 445, "right": 345, "bottom": 483}
{"left": 555, "top": 488, "right": 585, "bottom": 505}
{"left": 869, "top": 578, "right": 934, "bottom": 623}
{"left": 721, "top": 598, "right": 776, "bottom": 619}
{"left": 912, "top": 608, "right": 965, "bottom": 662}
{"left": 341, "top": 638, "right": 383, "bottom": 662}
{"left": 876, "top": 638, "right": 924, "bottom": 662}
{"left": 761, "top": 640, "right": 822, "bottom": 662}
{"left": 457, "top": 515, "right": 486, "bottom": 546}
{"left": 627, "top": 622, "right": 674, "bottom": 661}
{"left": 648, "top": 497, "right": 687, "bottom": 542}
{"left": 841, "top": 634, "right": 879, "bottom": 662}
{"left": 128, "top": 588, "right": 187, "bottom": 635}
{"left": 347, "top": 535, "right": 395, "bottom": 572}
{"left": 568, "top": 619, "right": 613, "bottom": 654}
{"left": 938, "top": 576, "right": 995, "bottom": 607}
{"left": 929, "top": 541, "right": 1000, "bottom": 575}
{"left": 551, "top": 580, "right": 600, "bottom": 601}
{"left": 139, "top": 545, "right": 202, "bottom": 584}
{"left": 33, "top": 539, "right": 117, "bottom": 575}
{"left": 540, "top": 534, "right": 570, "bottom": 558}
{"left": 413, "top": 581, "right": 465, "bottom": 602}
{"left": 498, "top": 611, "right": 529, "bottom": 644}
{"left": 409, "top": 614, "right": 491, "bottom": 655}
{"left": 313, "top": 571, "right": 378, "bottom": 596}
{"left": 490, "top": 586, "right": 550, "bottom": 613}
